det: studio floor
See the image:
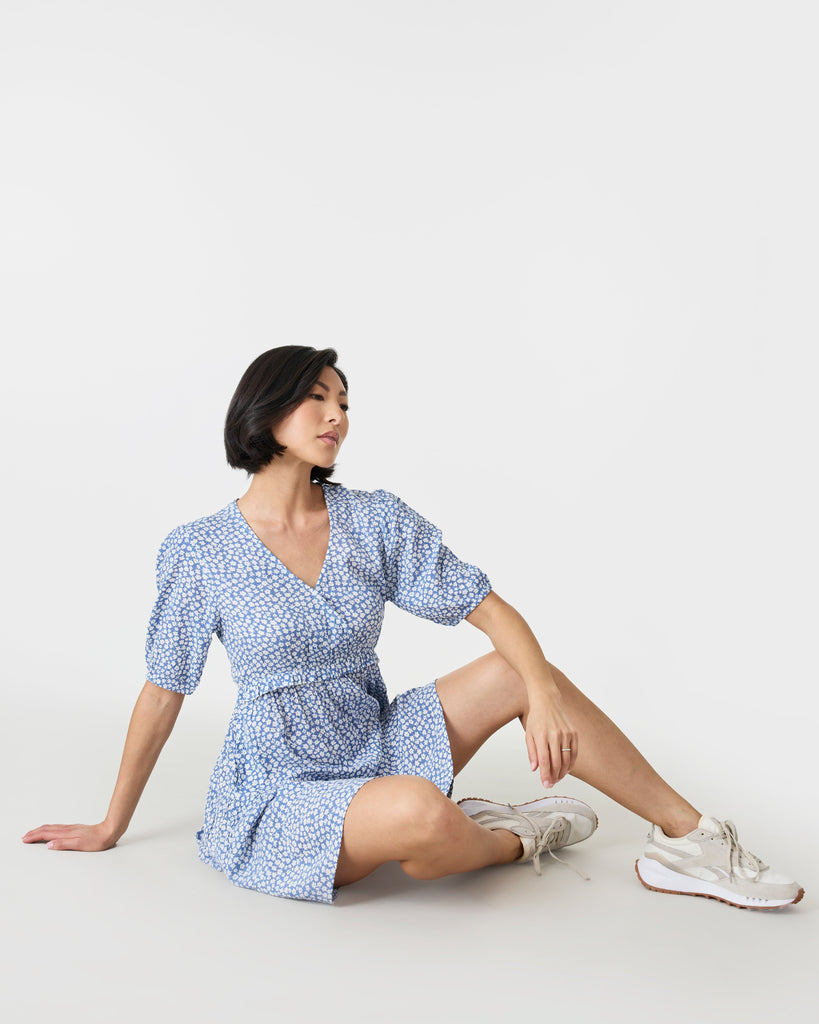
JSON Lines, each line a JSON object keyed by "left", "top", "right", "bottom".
{"left": 5, "top": 698, "right": 815, "bottom": 1024}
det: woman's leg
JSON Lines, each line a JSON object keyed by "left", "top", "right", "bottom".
{"left": 334, "top": 775, "right": 522, "bottom": 887}
{"left": 434, "top": 650, "right": 701, "bottom": 838}
{"left": 335, "top": 650, "right": 701, "bottom": 890}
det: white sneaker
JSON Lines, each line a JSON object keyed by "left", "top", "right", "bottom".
{"left": 458, "top": 796, "right": 598, "bottom": 876}
{"left": 635, "top": 816, "right": 805, "bottom": 910}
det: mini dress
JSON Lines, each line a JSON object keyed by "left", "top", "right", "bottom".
{"left": 144, "top": 483, "right": 492, "bottom": 904}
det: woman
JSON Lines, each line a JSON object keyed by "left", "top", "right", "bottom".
{"left": 23, "top": 346, "right": 804, "bottom": 909}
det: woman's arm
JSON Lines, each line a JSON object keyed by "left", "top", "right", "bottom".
{"left": 22, "top": 680, "right": 185, "bottom": 851}
{"left": 466, "top": 590, "right": 578, "bottom": 789}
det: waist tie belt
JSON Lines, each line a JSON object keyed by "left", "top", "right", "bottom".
{"left": 234, "top": 652, "right": 381, "bottom": 702}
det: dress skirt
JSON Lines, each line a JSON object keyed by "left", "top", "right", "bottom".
{"left": 195, "top": 667, "right": 454, "bottom": 904}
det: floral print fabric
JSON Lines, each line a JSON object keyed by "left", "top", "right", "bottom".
{"left": 144, "top": 484, "right": 491, "bottom": 903}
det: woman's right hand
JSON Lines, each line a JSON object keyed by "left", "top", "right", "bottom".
{"left": 22, "top": 822, "right": 119, "bottom": 852}
{"left": 22, "top": 681, "right": 184, "bottom": 856}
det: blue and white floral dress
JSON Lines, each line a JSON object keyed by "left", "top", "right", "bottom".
{"left": 144, "top": 483, "right": 491, "bottom": 904}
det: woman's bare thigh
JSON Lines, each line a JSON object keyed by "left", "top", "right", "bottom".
{"left": 434, "top": 650, "right": 527, "bottom": 775}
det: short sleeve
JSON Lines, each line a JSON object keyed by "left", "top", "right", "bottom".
{"left": 144, "top": 525, "right": 220, "bottom": 695}
{"left": 376, "top": 489, "right": 492, "bottom": 626}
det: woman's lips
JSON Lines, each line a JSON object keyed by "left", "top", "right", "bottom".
{"left": 318, "top": 434, "right": 338, "bottom": 445}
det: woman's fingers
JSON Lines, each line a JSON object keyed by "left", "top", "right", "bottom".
{"left": 525, "top": 732, "right": 538, "bottom": 772}
{"left": 22, "top": 824, "right": 72, "bottom": 843}
{"left": 525, "top": 700, "right": 579, "bottom": 788}
{"left": 558, "top": 733, "right": 579, "bottom": 779}
{"left": 534, "top": 731, "right": 578, "bottom": 788}
{"left": 46, "top": 835, "right": 81, "bottom": 851}
{"left": 22, "top": 823, "right": 115, "bottom": 852}
{"left": 22, "top": 825, "right": 77, "bottom": 848}
{"left": 537, "top": 736, "right": 559, "bottom": 788}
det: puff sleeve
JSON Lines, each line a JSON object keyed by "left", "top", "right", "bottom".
{"left": 144, "top": 525, "right": 220, "bottom": 694}
{"left": 376, "top": 489, "right": 491, "bottom": 626}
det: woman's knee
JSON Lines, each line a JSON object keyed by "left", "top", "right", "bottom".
{"left": 336, "top": 776, "right": 458, "bottom": 886}
{"left": 391, "top": 777, "right": 462, "bottom": 859}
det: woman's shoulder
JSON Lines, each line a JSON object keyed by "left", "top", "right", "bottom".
{"left": 155, "top": 500, "right": 237, "bottom": 553}
{"left": 326, "top": 484, "right": 438, "bottom": 546}
{"left": 325, "top": 482, "right": 403, "bottom": 516}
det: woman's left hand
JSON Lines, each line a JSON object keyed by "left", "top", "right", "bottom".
{"left": 465, "top": 591, "right": 579, "bottom": 788}
{"left": 524, "top": 694, "right": 579, "bottom": 788}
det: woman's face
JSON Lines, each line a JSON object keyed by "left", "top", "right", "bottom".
{"left": 273, "top": 365, "right": 349, "bottom": 468}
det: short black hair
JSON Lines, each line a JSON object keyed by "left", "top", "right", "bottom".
{"left": 224, "top": 346, "right": 348, "bottom": 480}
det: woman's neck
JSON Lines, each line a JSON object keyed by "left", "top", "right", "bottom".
{"left": 236, "top": 464, "right": 322, "bottom": 525}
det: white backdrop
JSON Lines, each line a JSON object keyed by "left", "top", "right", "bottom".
{"left": 3, "top": 3, "right": 817, "bottom": 1021}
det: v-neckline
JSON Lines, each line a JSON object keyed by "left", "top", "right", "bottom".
{"left": 232, "top": 482, "right": 333, "bottom": 592}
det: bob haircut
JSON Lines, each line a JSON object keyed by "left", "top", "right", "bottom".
{"left": 224, "top": 346, "right": 348, "bottom": 481}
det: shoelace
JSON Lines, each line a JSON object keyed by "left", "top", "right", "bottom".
{"left": 502, "top": 804, "right": 591, "bottom": 881}
{"left": 714, "top": 819, "right": 766, "bottom": 882}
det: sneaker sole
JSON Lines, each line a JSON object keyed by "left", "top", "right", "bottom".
{"left": 635, "top": 857, "right": 805, "bottom": 910}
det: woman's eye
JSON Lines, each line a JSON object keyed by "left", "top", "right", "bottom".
{"left": 310, "top": 393, "right": 348, "bottom": 412}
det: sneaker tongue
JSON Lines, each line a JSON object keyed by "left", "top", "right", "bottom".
{"left": 697, "top": 815, "right": 722, "bottom": 833}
